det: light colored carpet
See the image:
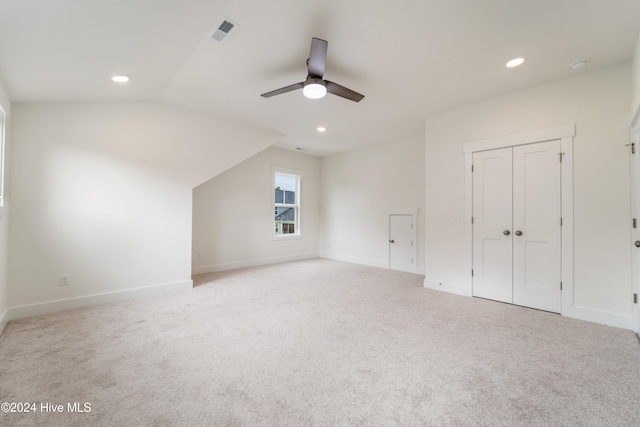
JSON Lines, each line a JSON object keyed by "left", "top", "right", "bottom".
{"left": 1, "top": 258, "right": 639, "bottom": 426}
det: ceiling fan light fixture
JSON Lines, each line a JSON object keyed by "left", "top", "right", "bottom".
{"left": 303, "top": 79, "right": 327, "bottom": 99}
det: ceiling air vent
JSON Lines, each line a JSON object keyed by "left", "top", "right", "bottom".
{"left": 210, "top": 18, "right": 238, "bottom": 43}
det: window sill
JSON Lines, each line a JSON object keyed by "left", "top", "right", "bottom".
{"left": 271, "top": 234, "right": 302, "bottom": 241}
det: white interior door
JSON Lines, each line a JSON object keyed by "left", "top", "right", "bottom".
{"left": 472, "top": 147, "right": 513, "bottom": 303}
{"left": 389, "top": 214, "right": 415, "bottom": 272}
{"left": 512, "top": 141, "right": 562, "bottom": 313}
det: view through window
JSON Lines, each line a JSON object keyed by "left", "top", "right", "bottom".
{"left": 273, "top": 170, "right": 300, "bottom": 236}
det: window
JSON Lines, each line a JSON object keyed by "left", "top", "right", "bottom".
{"left": 0, "top": 106, "right": 5, "bottom": 208}
{"left": 273, "top": 167, "right": 301, "bottom": 238}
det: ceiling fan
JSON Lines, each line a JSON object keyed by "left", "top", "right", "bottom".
{"left": 261, "top": 37, "right": 364, "bottom": 102}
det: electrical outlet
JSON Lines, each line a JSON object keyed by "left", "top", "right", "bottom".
{"left": 59, "top": 274, "right": 70, "bottom": 286}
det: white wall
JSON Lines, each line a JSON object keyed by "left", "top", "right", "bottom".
{"left": 319, "top": 135, "right": 425, "bottom": 273}
{"left": 632, "top": 34, "right": 640, "bottom": 122}
{"left": 0, "top": 78, "right": 10, "bottom": 332}
{"left": 424, "top": 64, "right": 632, "bottom": 328}
{"left": 7, "top": 102, "right": 280, "bottom": 318}
{"left": 192, "top": 147, "right": 320, "bottom": 273}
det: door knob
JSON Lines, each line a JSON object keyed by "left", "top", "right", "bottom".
{"left": 389, "top": 239, "right": 395, "bottom": 243}
{"left": 503, "top": 230, "right": 510, "bottom": 235}
{"left": 515, "top": 230, "right": 523, "bottom": 236}
{"left": 635, "top": 240, "right": 640, "bottom": 248}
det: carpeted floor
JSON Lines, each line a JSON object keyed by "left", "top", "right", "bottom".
{"left": 1, "top": 258, "right": 639, "bottom": 426}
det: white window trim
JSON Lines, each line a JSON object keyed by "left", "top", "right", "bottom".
{"left": 272, "top": 166, "right": 302, "bottom": 240}
{"left": 0, "top": 105, "right": 6, "bottom": 209}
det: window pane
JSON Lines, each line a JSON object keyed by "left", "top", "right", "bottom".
{"left": 275, "top": 173, "right": 296, "bottom": 192}
{"left": 273, "top": 170, "right": 299, "bottom": 236}
{"left": 274, "top": 207, "right": 296, "bottom": 222}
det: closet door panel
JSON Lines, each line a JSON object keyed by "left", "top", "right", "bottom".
{"left": 512, "top": 140, "right": 562, "bottom": 313}
{"left": 472, "top": 148, "right": 513, "bottom": 303}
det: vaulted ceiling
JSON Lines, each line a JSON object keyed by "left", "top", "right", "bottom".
{"left": 0, "top": 0, "right": 638, "bottom": 156}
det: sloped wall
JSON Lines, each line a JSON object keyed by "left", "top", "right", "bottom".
{"left": 192, "top": 146, "right": 320, "bottom": 273}
{"left": 6, "top": 101, "right": 280, "bottom": 317}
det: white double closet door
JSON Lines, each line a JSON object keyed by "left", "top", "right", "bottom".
{"left": 472, "top": 140, "right": 562, "bottom": 313}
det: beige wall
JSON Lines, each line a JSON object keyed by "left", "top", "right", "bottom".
{"left": 7, "top": 102, "right": 279, "bottom": 316}
{"left": 192, "top": 147, "right": 321, "bottom": 273}
{"left": 424, "top": 64, "right": 632, "bottom": 328}
{"left": 319, "top": 135, "right": 425, "bottom": 272}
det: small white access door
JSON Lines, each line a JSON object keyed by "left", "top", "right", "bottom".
{"left": 389, "top": 214, "right": 415, "bottom": 273}
{"left": 472, "top": 140, "right": 562, "bottom": 313}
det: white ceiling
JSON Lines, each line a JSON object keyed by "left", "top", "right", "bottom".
{"left": 0, "top": 0, "right": 639, "bottom": 156}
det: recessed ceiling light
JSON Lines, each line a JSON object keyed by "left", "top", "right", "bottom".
{"left": 317, "top": 127, "right": 326, "bottom": 132}
{"left": 111, "top": 75, "right": 130, "bottom": 83}
{"left": 506, "top": 57, "right": 525, "bottom": 68}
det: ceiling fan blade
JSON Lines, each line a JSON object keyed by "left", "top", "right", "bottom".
{"left": 325, "top": 81, "right": 365, "bottom": 102}
{"left": 261, "top": 82, "right": 304, "bottom": 98}
{"left": 307, "top": 38, "right": 328, "bottom": 78}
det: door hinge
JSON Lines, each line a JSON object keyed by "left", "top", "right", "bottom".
{"left": 559, "top": 152, "right": 565, "bottom": 162}
{"left": 634, "top": 293, "right": 638, "bottom": 304}
{"left": 632, "top": 143, "right": 636, "bottom": 154}
{"left": 561, "top": 217, "right": 563, "bottom": 226}
{"left": 633, "top": 218, "right": 637, "bottom": 229}
{"left": 560, "top": 282, "right": 563, "bottom": 291}
{"left": 471, "top": 164, "right": 474, "bottom": 172}
{"left": 471, "top": 269, "right": 474, "bottom": 277}
{"left": 471, "top": 217, "right": 474, "bottom": 224}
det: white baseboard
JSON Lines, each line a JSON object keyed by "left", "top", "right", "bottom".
{"left": 192, "top": 252, "right": 319, "bottom": 275}
{"left": 320, "top": 252, "right": 425, "bottom": 275}
{"left": 563, "top": 305, "right": 633, "bottom": 330}
{"left": 3, "top": 280, "right": 193, "bottom": 325}
{"left": 0, "top": 308, "right": 8, "bottom": 336}
{"left": 319, "top": 252, "right": 387, "bottom": 269}
{"left": 423, "top": 277, "right": 632, "bottom": 330}
{"left": 423, "top": 277, "right": 472, "bottom": 297}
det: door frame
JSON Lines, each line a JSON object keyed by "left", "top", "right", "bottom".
{"left": 630, "top": 111, "right": 640, "bottom": 334}
{"left": 463, "top": 124, "right": 575, "bottom": 316}
{"left": 384, "top": 208, "right": 418, "bottom": 272}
